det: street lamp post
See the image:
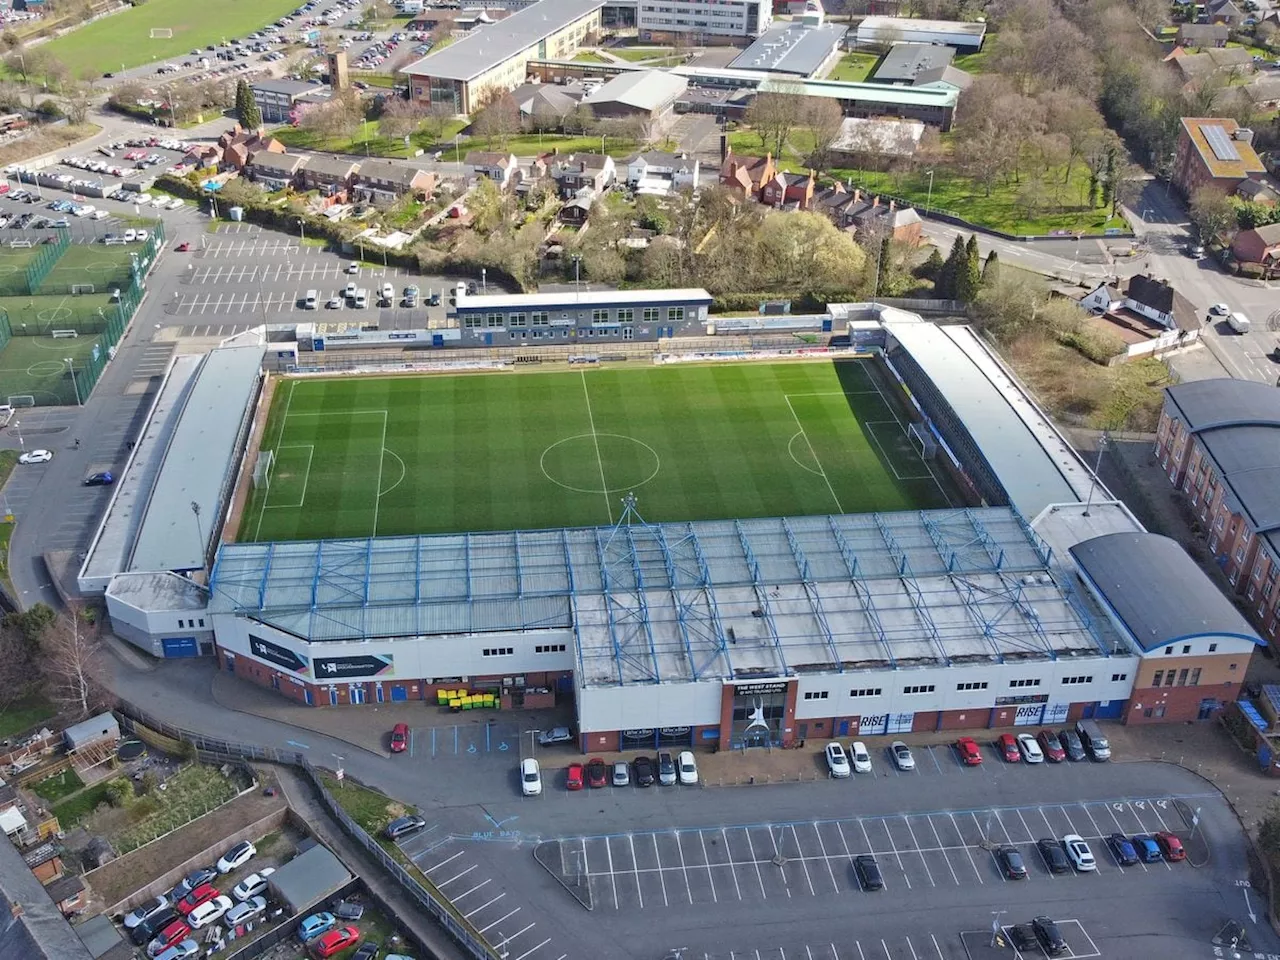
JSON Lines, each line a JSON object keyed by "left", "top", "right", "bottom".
{"left": 64, "top": 358, "right": 82, "bottom": 406}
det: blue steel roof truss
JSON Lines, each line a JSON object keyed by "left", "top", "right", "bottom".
{"left": 827, "top": 516, "right": 897, "bottom": 668}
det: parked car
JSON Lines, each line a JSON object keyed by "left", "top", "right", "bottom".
{"left": 997, "top": 845, "right": 1027, "bottom": 879}
{"left": 825, "top": 741, "right": 851, "bottom": 778}
{"left": 633, "top": 755, "right": 655, "bottom": 787}
{"left": 188, "top": 895, "right": 233, "bottom": 929}
{"left": 1132, "top": 834, "right": 1162, "bottom": 863}
{"left": 1037, "top": 838, "right": 1070, "bottom": 874}
{"left": 389, "top": 722, "right": 408, "bottom": 753}
{"left": 996, "top": 733, "right": 1021, "bottom": 763}
{"left": 231, "top": 868, "right": 275, "bottom": 901}
{"left": 612, "top": 760, "right": 630, "bottom": 787}
{"left": 954, "top": 736, "right": 982, "bottom": 766}
{"left": 586, "top": 756, "right": 608, "bottom": 788}
{"left": 1033, "top": 916, "right": 1068, "bottom": 956}
{"left": 566, "top": 762, "right": 584, "bottom": 790}
{"left": 677, "top": 750, "right": 698, "bottom": 785}
{"left": 520, "top": 757, "right": 542, "bottom": 796}
{"left": 217, "top": 840, "right": 255, "bottom": 873}
{"left": 1107, "top": 833, "right": 1139, "bottom": 866}
{"left": 658, "top": 751, "right": 677, "bottom": 785}
{"left": 538, "top": 727, "right": 572, "bottom": 746}
{"left": 1034, "top": 729, "right": 1065, "bottom": 762}
{"left": 1058, "top": 728, "right": 1087, "bottom": 761}
{"left": 175, "top": 884, "right": 218, "bottom": 915}
{"left": 298, "top": 912, "right": 337, "bottom": 941}
{"left": 850, "top": 740, "right": 872, "bottom": 773}
{"left": 1063, "top": 834, "right": 1096, "bottom": 871}
{"left": 384, "top": 815, "right": 426, "bottom": 840}
{"left": 124, "top": 897, "right": 170, "bottom": 929}
{"left": 1155, "top": 831, "right": 1186, "bottom": 861}
{"left": 853, "top": 855, "right": 883, "bottom": 890}
{"left": 890, "top": 740, "right": 914, "bottom": 771}
{"left": 310, "top": 926, "right": 360, "bottom": 958}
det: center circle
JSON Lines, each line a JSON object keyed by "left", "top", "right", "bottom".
{"left": 540, "top": 433, "right": 661, "bottom": 495}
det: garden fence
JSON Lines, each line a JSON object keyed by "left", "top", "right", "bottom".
{"left": 113, "top": 701, "right": 500, "bottom": 960}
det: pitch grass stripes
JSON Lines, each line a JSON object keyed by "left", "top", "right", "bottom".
{"left": 239, "top": 360, "right": 951, "bottom": 542}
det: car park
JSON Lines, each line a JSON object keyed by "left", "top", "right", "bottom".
{"left": 389, "top": 722, "right": 408, "bottom": 752}
{"left": 890, "top": 740, "right": 914, "bottom": 771}
{"left": 658, "top": 751, "right": 677, "bottom": 785}
{"left": 954, "top": 736, "right": 982, "bottom": 765}
{"left": 1132, "top": 833, "right": 1162, "bottom": 863}
{"left": 633, "top": 755, "right": 655, "bottom": 786}
{"left": 231, "top": 868, "right": 275, "bottom": 901}
{"left": 124, "top": 897, "right": 170, "bottom": 929}
{"left": 1016, "top": 732, "right": 1044, "bottom": 763}
{"left": 311, "top": 925, "right": 360, "bottom": 958}
{"left": 1063, "top": 834, "right": 1096, "bottom": 871}
{"left": 520, "top": 757, "right": 541, "bottom": 796}
{"left": 678, "top": 750, "right": 698, "bottom": 785}
{"left": 384, "top": 815, "right": 426, "bottom": 840}
{"left": 1155, "top": 831, "right": 1186, "bottom": 861}
{"left": 587, "top": 756, "right": 608, "bottom": 788}
{"left": 217, "top": 840, "right": 255, "bottom": 873}
{"left": 1107, "top": 833, "right": 1139, "bottom": 866}
{"left": 1033, "top": 916, "right": 1068, "bottom": 955}
{"left": 850, "top": 740, "right": 872, "bottom": 773}
{"left": 997, "top": 845, "right": 1027, "bottom": 879}
{"left": 997, "top": 733, "right": 1020, "bottom": 762}
{"left": 1038, "top": 838, "right": 1070, "bottom": 873}
{"left": 1058, "top": 728, "right": 1087, "bottom": 761}
{"left": 188, "top": 895, "right": 232, "bottom": 929}
{"left": 612, "top": 760, "right": 629, "bottom": 786}
{"left": 825, "top": 741, "right": 851, "bottom": 778}
{"left": 298, "top": 912, "right": 336, "bottom": 941}
{"left": 1037, "top": 729, "right": 1067, "bottom": 762}
{"left": 853, "top": 855, "right": 883, "bottom": 890}
{"left": 566, "top": 762, "right": 584, "bottom": 790}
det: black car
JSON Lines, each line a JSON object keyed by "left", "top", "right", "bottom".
{"left": 854, "top": 855, "right": 883, "bottom": 891}
{"left": 633, "top": 755, "right": 655, "bottom": 787}
{"left": 1008, "top": 924, "right": 1038, "bottom": 952}
{"left": 129, "top": 907, "right": 178, "bottom": 945}
{"left": 1058, "top": 728, "right": 1087, "bottom": 761}
{"left": 1033, "top": 916, "right": 1068, "bottom": 956}
{"left": 1037, "top": 838, "right": 1070, "bottom": 874}
{"left": 997, "top": 845, "right": 1027, "bottom": 879}
{"left": 384, "top": 814, "right": 427, "bottom": 840}
{"left": 84, "top": 471, "right": 114, "bottom": 486}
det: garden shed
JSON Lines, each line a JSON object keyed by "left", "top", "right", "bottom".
{"left": 267, "top": 844, "right": 352, "bottom": 914}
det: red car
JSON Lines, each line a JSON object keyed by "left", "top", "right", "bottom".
{"left": 1037, "top": 730, "right": 1067, "bottom": 762}
{"left": 566, "top": 762, "right": 584, "bottom": 790}
{"left": 176, "top": 242, "right": 190, "bottom": 251}
{"left": 954, "top": 736, "right": 983, "bottom": 766}
{"left": 1154, "top": 831, "right": 1186, "bottom": 861}
{"left": 586, "top": 757, "right": 608, "bottom": 788}
{"left": 175, "top": 883, "right": 218, "bottom": 915}
{"left": 310, "top": 925, "right": 360, "bottom": 958}
{"left": 996, "top": 733, "right": 1021, "bottom": 763}
{"left": 148, "top": 918, "right": 190, "bottom": 955}
{"left": 389, "top": 723, "right": 408, "bottom": 753}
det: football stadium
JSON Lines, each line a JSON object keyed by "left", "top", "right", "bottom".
{"left": 83, "top": 295, "right": 1262, "bottom": 753}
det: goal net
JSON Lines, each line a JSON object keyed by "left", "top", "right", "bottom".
{"left": 252, "top": 449, "right": 275, "bottom": 490}
{"left": 150, "top": 27, "right": 174, "bottom": 38}
{"left": 908, "top": 421, "right": 938, "bottom": 460}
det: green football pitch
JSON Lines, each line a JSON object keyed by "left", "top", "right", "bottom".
{"left": 240, "top": 360, "right": 952, "bottom": 542}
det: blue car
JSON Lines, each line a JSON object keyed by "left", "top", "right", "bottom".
{"left": 1132, "top": 834, "right": 1162, "bottom": 863}
{"left": 1107, "top": 833, "right": 1138, "bottom": 866}
{"left": 297, "top": 912, "right": 336, "bottom": 942}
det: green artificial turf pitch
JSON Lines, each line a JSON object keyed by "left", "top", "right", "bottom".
{"left": 241, "top": 360, "right": 951, "bottom": 542}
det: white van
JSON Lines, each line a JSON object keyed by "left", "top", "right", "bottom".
{"left": 304, "top": 289, "right": 318, "bottom": 309}
{"left": 1228, "top": 311, "right": 1251, "bottom": 334}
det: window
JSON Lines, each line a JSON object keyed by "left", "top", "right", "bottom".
{"left": 531, "top": 311, "right": 549, "bottom": 326}
{"left": 1189, "top": 668, "right": 1202, "bottom": 687}
{"left": 1111, "top": 673, "right": 1127, "bottom": 682}
{"left": 592, "top": 308, "right": 610, "bottom": 322}
{"left": 803, "top": 691, "right": 829, "bottom": 701}
{"left": 1009, "top": 678, "right": 1041, "bottom": 688}
{"left": 1182, "top": 644, "right": 1191, "bottom": 654}
{"left": 1209, "top": 643, "right": 1218, "bottom": 652}
{"left": 534, "top": 643, "right": 566, "bottom": 654}
{"left": 956, "top": 681, "right": 988, "bottom": 691}
{"left": 509, "top": 313, "right": 527, "bottom": 327}
{"left": 617, "top": 308, "right": 633, "bottom": 322}
{"left": 1061, "top": 676, "right": 1093, "bottom": 685}
{"left": 643, "top": 307, "right": 660, "bottom": 323}
{"left": 1152, "top": 670, "right": 1164, "bottom": 687}
{"left": 668, "top": 306, "right": 685, "bottom": 322}
{"left": 903, "top": 684, "right": 935, "bottom": 695}
{"left": 849, "top": 687, "right": 882, "bottom": 697}
{"left": 482, "top": 647, "right": 514, "bottom": 657}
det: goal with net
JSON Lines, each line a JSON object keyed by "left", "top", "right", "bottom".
{"left": 252, "top": 449, "right": 275, "bottom": 491}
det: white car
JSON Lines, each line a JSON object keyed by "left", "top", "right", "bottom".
{"left": 520, "top": 757, "right": 541, "bottom": 796}
{"left": 123, "top": 895, "right": 169, "bottom": 929}
{"left": 1063, "top": 834, "right": 1096, "bottom": 871}
{"left": 187, "top": 894, "right": 232, "bottom": 929}
{"left": 18, "top": 449, "right": 52, "bottom": 464}
{"left": 825, "top": 741, "right": 851, "bottom": 778}
{"left": 850, "top": 740, "right": 872, "bottom": 774}
{"left": 677, "top": 750, "right": 698, "bottom": 785}
{"left": 216, "top": 839, "right": 255, "bottom": 873}
{"left": 1016, "top": 732, "right": 1044, "bottom": 763}
{"left": 890, "top": 740, "right": 915, "bottom": 771}
{"left": 1209, "top": 303, "right": 1230, "bottom": 316}
{"left": 231, "top": 867, "right": 275, "bottom": 901}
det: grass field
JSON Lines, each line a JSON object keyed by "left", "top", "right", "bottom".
{"left": 38, "top": 0, "right": 300, "bottom": 76}
{"left": 240, "top": 361, "right": 950, "bottom": 543}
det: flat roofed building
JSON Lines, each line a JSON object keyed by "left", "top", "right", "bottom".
{"left": 855, "top": 16, "right": 987, "bottom": 51}
{"left": 402, "top": 0, "right": 605, "bottom": 114}
{"left": 638, "top": 0, "right": 770, "bottom": 40}
{"left": 728, "top": 20, "right": 845, "bottom": 76}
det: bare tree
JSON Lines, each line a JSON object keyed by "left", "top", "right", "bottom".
{"left": 42, "top": 606, "right": 106, "bottom": 721}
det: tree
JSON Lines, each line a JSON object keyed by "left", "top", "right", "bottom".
{"left": 236, "top": 79, "right": 262, "bottom": 129}
{"left": 1189, "top": 186, "right": 1235, "bottom": 244}
{"left": 41, "top": 606, "right": 106, "bottom": 721}
{"left": 981, "top": 249, "right": 1000, "bottom": 287}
